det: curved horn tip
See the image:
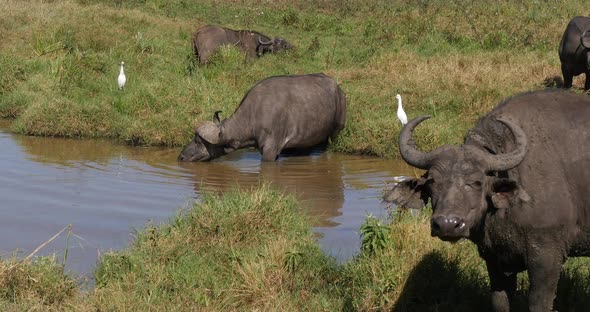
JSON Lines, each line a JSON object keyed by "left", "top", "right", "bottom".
{"left": 258, "top": 36, "right": 273, "bottom": 45}
{"left": 213, "top": 110, "right": 223, "bottom": 122}
{"left": 581, "top": 30, "right": 590, "bottom": 48}
{"left": 483, "top": 116, "right": 527, "bottom": 172}
{"left": 494, "top": 117, "right": 523, "bottom": 134}
{"left": 496, "top": 117, "right": 527, "bottom": 144}
{"left": 492, "top": 115, "right": 509, "bottom": 122}
{"left": 399, "top": 115, "right": 435, "bottom": 170}
{"left": 406, "top": 115, "right": 431, "bottom": 125}
{"left": 415, "top": 115, "right": 431, "bottom": 121}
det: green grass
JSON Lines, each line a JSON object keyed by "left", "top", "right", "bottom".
{"left": 91, "top": 185, "right": 341, "bottom": 311}
{"left": 0, "top": 0, "right": 585, "bottom": 156}
{"left": 3, "top": 186, "right": 590, "bottom": 311}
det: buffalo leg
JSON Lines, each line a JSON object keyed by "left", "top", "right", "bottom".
{"left": 486, "top": 259, "right": 516, "bottom": 312}
{"left": 527, "top": 252, "right": 563, "bottom": 312}
{"left": 561, "top": 64, "right": 573, "bottom": 88}
{"left": 585, "top": 72, "right": 590, "bottom": 91}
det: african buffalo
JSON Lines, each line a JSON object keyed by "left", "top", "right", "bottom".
{"left": 559, "top": 16, "right": 590, "bottom": 90}
{"left": 192, "top": 25, "right": 292, "bottom": 64}
{"left": 177, "top": 73, "right": 346, "bottom": 162}
{"left": 384, "top": 90, "right": 590, "bottom": 311}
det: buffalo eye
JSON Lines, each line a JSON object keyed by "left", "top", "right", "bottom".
{"left": 465, "top": 181, "right": 482, "bottom": 190}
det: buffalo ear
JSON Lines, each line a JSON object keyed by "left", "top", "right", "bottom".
{"left": 489, "top": 178, "right": 530, "bottom": 217}
{"left": 582, "top": 30, "right": 590, "bottom": 49}
{"left": 383, "top": 178, "right": 429, "bottom": 210}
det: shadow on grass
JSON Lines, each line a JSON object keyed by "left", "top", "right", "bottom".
{"left": 391, "top": 250, "right": 590, "bottom": 312}
{"left": 554, "top": 257, "right": 590, "bottom": 312}
{"left": 392, "top": 250, "right": 490, "bottom": 312}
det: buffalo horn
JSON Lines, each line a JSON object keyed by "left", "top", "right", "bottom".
{"left": 582, "top": 30, "right": 590, "bottom": 49}
{"left": 258, "top": 36, "right": 273, "bottom": 45}
{"left": 398, "top": 115, "right": 439, "bottom": 169}
{"left": 213, "top": 110, "right": 222, "bottom": 124}
{"left": 196, "top": 121, "right": 221, "bottom": 144}
{"left": 479, "top": 117, "right": 527, "bottom": 172}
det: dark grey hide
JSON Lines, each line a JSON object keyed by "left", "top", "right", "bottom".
{"left": 192, "top": 25, "right": 292, "bottom": 64}
{"left": 384, "top": 90, "right": 590, "bottom": 312}
{"left": 559, "top": 16, "right": 590, "bottom": 90}
{"left": 178, "top": 73, "right": 346, "bottom": 162}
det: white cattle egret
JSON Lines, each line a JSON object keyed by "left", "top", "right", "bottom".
{"left": 396, "top": 94, "right": 407, "bottom": 126}
{"left": 118, "top": 61, "right": 126, "bottom": 90}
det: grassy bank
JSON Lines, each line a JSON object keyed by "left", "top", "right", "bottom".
{"left": 0, "top": 0, "right": 585, "bottom": 157}
{"left": 2, "top": 186, "right": 589, "bottom": 311}
{"left": 91, "top": 186, "right": 341, "bottom": 311}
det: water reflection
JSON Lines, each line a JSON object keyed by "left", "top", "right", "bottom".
{"left": 0, "top": 120, "right": 415, "bottom": 276}
{"left": 181, "top": 150, "right": 345, "bottom": 227}
{"left": 12, "top": 132, "right": 182, "bottom": 172}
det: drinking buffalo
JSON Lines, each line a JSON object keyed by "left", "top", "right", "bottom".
{"left": 384, "top": 90, "right": 590, "bottom": 311}
{"left": 178, "top": 73, "right": 346, "bottom": 162}
{"left": 559, "top": 16, "right": 590, "bottom": 90}
{"left": 192, "top": 25, "right": 292, "bottom": 64}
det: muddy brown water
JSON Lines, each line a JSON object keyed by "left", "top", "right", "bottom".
{"left": 0, "top": 120, "right": 415, "bottom": 278}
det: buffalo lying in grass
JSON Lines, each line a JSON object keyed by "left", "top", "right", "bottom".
{"left": 178, "top": 73, "right": 346, "bottom": 162}
{"left": 385, "top": 90, "right": 590, "bottom": 312}
{"left": 192, "top": 25, "right": 292, "bottom": 64}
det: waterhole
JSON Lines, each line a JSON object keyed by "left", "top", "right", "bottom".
{"left": 0, "top": 120, "right": 414, "bottom": 277}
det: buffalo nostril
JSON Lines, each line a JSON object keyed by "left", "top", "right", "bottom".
{"left": 432, "top": 216, "right": 466, "bottom": 237}
{"left": 431, "top": 216, "right": 446, "bottom": 234}
{"left": 432, "top": 220, "right": 441, "bottom": 232}
{"left": 449, "top": 217, "right": 465, "bottom": 229}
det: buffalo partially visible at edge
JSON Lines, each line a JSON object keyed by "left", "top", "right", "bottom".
{"left": 559, "top": 16, "right": 590, "bottom": 90}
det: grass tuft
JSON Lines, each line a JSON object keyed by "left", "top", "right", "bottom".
{"left": 0, "top": 256, "right": 79, "bottom": 311}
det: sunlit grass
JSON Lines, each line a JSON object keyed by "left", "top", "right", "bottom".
{"left": 0, "top": 0, "right": 586, "bottom": 156}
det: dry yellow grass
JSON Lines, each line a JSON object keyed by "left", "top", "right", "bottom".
{"left": 332, "top": 48, "right": 569, "bottom": 157}
{"left": 0, "top": 256, "right": 82, "bottom": 312}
